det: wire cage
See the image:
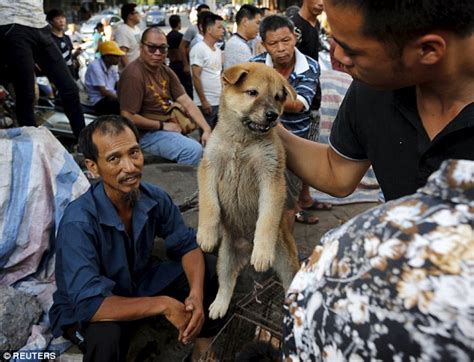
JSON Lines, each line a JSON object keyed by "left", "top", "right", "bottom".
{"left": 236, "top": 278, "right": 285, "bottom": 336}
{"left": 199, "top": 278, "right": 285, "bottom": 361}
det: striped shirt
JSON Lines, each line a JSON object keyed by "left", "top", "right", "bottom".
{"left": 251, "top": 48, "right": 319, "bottom": 138}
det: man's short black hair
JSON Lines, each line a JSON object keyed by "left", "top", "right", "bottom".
{"left": 169, "top": 14, "right": 181, "bottom": 29}
{"left": 79, "top": 115, "right": 140, "bottom": 162}
{"left": 121, "top": 3, "right": 137, "bottom": 22}
{"left": 235, "top": 4, "right": 262, "bottom": 25}
{"left": 259, "top": 14, "right": 294, "bottom": 42}
{"left": 328, "top": 0, "right": 474, "bottom": 50}
{"left": 196, "top": 4, "right": 210, "bottom": 13}
{"left": 46, "top": 9, "right": 65, "bottom": 22}
{"left": 198, "top": 12, "right": 223, "bottom": 34}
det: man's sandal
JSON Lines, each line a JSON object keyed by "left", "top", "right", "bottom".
{"left": 302, "top": 200, "right": 332, "bottom": 211}
{"left": 295, "top": 210, "right": 319, "bottom": 225}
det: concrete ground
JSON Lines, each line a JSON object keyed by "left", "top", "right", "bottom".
{"left": 142, "top": 163, "right": 377, "bottom": 258}
{"left": 60, "top": 163, "right": 377, "bottom": 362}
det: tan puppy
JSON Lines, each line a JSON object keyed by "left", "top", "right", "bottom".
{"left": 197, "top": 62, "right": 300, "bottom": 320}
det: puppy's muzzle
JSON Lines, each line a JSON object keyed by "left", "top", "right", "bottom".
{"left": 265, "top": 111, "right": 279, "bottom": 122}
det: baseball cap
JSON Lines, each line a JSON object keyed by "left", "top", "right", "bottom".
{"left": 99, "top": 41, "right": 125, "bottom": 56}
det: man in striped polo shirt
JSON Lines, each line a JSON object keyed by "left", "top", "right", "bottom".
{"left": 251, "top": 14, "right": 320, "bottom": 230}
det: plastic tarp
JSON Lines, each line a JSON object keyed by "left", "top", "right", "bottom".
{"left": 0, "top": 127, "right": 90, "bottom": 356}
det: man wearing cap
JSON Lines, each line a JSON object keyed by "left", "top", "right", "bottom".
{"left": 85, "top": 41, "right": 124, "bottom": 116}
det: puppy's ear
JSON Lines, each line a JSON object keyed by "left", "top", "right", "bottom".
{"left": 282, "top": 80, "right": 297, "bottom": 102}
{"left": 222, "top": 65, "right": 249, "bottom": 86}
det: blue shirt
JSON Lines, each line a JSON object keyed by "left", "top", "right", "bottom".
{"left": 49, "top": 182, "right": 198, "bottom": 337}
{"left": 84, "top": 58, "right": 119, "bottom": 105}
{"left": 251, "top": 49, "right": 320, "bottom": 138}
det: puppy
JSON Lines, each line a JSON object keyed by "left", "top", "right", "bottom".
{"left": 197, "top": 62, "right": 300, "bottom": 320}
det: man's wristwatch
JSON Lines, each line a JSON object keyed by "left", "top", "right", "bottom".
{"left": 158, "top": 121, "right": 164, "bottom": 131}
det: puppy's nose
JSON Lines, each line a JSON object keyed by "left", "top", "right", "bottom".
{"left": 265, "top": 111, "right": 278, "bottom": 122}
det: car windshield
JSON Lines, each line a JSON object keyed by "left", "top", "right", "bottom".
{"left": 149, "top": 11, "right": 163, "bottom": 15}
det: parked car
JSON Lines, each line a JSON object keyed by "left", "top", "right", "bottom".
{"left": 80, "top": 14, "right": 123, "bottom": 41}
{"left": 146, "top": 10, "right": 166, "bottom": 26}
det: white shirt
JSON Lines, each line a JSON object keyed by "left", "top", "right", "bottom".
{"left": 0, "top": 0, "right": 47, "bottom": 28}
{"left": 224, "top": 34, "right": 253, "bottom": 70}
{"left": 189, "top": 41, "right": 222, "bottom": 106}
{"left": 114, "top": 24, "right": 142, "bottom": 64}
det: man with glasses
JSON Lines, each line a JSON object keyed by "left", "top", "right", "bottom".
{"left": 114, "top": 3, "right": 142, "bottom": 69}
{"left": 118, "top": 27, "right": 211, "bottom": 166}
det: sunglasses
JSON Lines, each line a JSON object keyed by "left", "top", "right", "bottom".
{"left": 141, "top": 42, "right": 169, "bottom": 54}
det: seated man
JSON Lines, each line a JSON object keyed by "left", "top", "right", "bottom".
{"left": 119, "top": 27, "right": 211, "bottom": 167}
{"left": 251, "top": 15, "right": 320, "bottom": 228}
{"left": 49, "top": 116, "right": 223, "bottom": 361}
{"left": 283, "top": 159, "right": 474, "bottom": 360}
{"left": 84, "top": 41, "right": 123, "bottom": 116}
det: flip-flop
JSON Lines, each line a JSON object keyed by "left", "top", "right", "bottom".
{"left": 302, "top": 200, "right": 333, "bottom": 211}
{"left": 295, "top": 210, "right": 319, "bottom": 225}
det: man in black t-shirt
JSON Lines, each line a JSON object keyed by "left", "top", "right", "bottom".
{"left": 278, "top": 0, "right": 474, "bottom": 202}
{"left": 47, "top": 9, "right": 81, "bottom": 79}
{"left": 167, "top": 15, "right": 193, "bottom": 98}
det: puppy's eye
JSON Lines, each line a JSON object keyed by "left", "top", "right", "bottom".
{"left": 246, "top": 89, "right": 259, "bottom": 97}
{"left": 275, "top": 92, "right": 285, "bottom": 102}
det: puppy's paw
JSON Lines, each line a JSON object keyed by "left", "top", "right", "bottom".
{"left": 208, "top": 297, "right": 230, "bottom": 320}
{"left": 250, "top": 246, "right": 275, "bottom": 272}
{"left": 197, "top": 227, "right": 219, "bottom": 252}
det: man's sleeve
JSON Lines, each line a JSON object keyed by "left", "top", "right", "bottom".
{"left": 155, "top": 191, "right": 198, "bottom": 260}
{"left": 329, "top": 81, "right": 368, "bottom": 160}
{"left": 118, "top": 67, "right": 144, "bottom": 113}
{"left": 182, "top": 26, "right": 196, "bottom": 43}
{"left": 55, "top": 222, "right": 115, "bottom": 324}
{"left": 114, "top": 26, "right": 131, "bottom": 50}
{"left": 293, "top": 60, "right": 319, "bottom": 112}
{"left": 189, "top": 45, "right": 205, "bottom": 68}
{"left": 86, "top": 63, "right": 107, "bottom": 88}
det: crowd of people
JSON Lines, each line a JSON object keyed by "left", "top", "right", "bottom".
{"left": 0, "top": 0, "right": 473, "bottom": 360}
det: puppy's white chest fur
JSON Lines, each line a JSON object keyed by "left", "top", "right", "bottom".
{"left": 205, "top": 133, "right": 284, "bottom": 236}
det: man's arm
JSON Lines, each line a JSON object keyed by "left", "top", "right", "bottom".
{"left": 191, "top": 65, "right": 211, "bottom": 114}
{"left": 119, "top": 46, "right": 130, "bottom": 67}
{"left": 181, "top": 248, "right": 206, "bottom": 343}
{"left": 277, "top": 125, "right": 370, "bottom": 197}
{"left": 283, "top": 98, "right": 305, "bottom": 113}
{"left": 121, "top": 110, "right": 182, "bottom": 133}
{"left": 97, "top": 86, "right": 118, "bottom": 99}
{"left": 175, "top": 93, "right": 211, "bottom": 145}
{"left": 179, "top": 40, "right": 191, "bottom": 73}
{"left": 91, "top": 295, "right": 191, "bottom": 342}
